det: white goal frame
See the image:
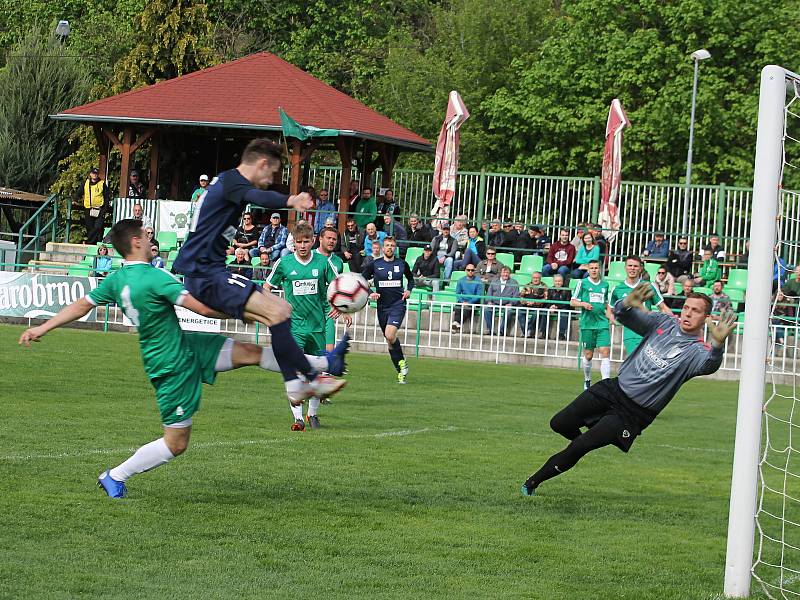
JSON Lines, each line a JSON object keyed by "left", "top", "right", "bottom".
{"left": 724, "top": 65, "right": 800, "bottom": 598}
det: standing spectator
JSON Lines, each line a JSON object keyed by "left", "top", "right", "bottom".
{"left": 653, "top": 266, "right": 676, "bottom": 296}
{"left": 666, "top": 236, "right": 694, "bottom": 281}
{"left": 642, "top": 232, "right": 670, "bottom": 259}
{"left": 361, "top": 222, "right": 386, "bottom": 256}
{"left": 348, "top": 179, "right": 360, "bottom": 210}
{"left": 486, "top": 220, "right": 506, "bottom": 248}
{"left": 130, "top": 203, "right": 153, "bottom": 230}
{"left": 542, "top": 229, "right": 576, "bottom": 279}
{"left": 451, "top": 215, "right": 469, "bottom": 256}
{"left": 477, "top": 247, "right": 503, "bottom": 284}
{"left": 80, "top": 167, "right": 110, "bottom": 244}
{"left": 361, "top": 240, "right": 383, "bottom": 275}
{"left": 234, "top": 212, "right": 260, "bottom": 257}
{"left": 93, "top": 244, "right": 113, "bottom": 277}
{"left": 313, "top": 189, "right": 336, "bottom": 235}
{"left": 407, "top": 214, "right": 433, "bottom": 248}
{"left": 547, "top": 273, "right": 572, "bottom": 340}
{"left": 704, "top": 233, "right": 726, "bottom": 261}
{"left": 510, "top": 222, "right": 536, "bottom": 264}
{"left": 483, "top": 266, "right": 520, "bottom": 335}
{"left": 710, "top": 280, "right": 732, "bottom": 313}
{"left": 256, "top": 213, "right": 288, "bottom": 262}
{"left": 571, "top": 232, "right": 600, "bottom": 279}
{"left": 411, "top": 245, "right": 439, "bottom": 288}
{"left": 430, "top": 223, "right": 458, "bottom": 280}
{"left": 570, "top": 260, "right": 611, "bottom": 389}
{"left": 455, "top": 225, "right": 487, "bottom": 270}
{"left": 341, "top": 218, "right": 362, "bottom": 273}
{"left": 451, "top": 265, "right": 483, "bottom": 332}
{"left": 354, "top": 186, "right": 377, "bottom": 229}
{"left": 694, "top": 249, "right": 721, "bottom": 287}
{"left": 252, "top": 251, "right": 272, "bottom": 281}
{"left": 737, "top": 240, "right": 751, "bottom": 268}
{"left": 189, "top": 174, "right": 209, "bottom": 222}
{"left": 228, "top": 248, "right": 253, "bottom": 279}
{"left": 519, "top": 271, "right": 549, "bottom": 337}
{"left": 150, "top": 245, "right": 165, "bottom": 269}
{"left": 670, "top": 278, "right": 695, "bottom": 311}
{"left": 127, "top": 170, "right": 146, "bottom": 199}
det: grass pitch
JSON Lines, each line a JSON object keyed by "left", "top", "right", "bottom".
{"left": 1, "top": 324, "right": 747, "bottom": 599}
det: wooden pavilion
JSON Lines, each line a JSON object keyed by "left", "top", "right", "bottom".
{"left": 51, "top": 52, "right": 431, "bottom": 227}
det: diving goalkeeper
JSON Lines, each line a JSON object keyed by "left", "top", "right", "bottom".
{"left": 521, "top": 284, "right": 737, "bottom": 496}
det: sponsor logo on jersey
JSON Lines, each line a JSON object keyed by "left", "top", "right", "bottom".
{"left": 588, "top": 292, "right": 605, "bottom": 303}
{"left": 643, "top": 344, "right": 668, "bottom": 369}
{"left": 293, "top": 279, "right": 318, "bottom": 295}
{"left": 378, "top": 280, "right": 402, "bottom": 288}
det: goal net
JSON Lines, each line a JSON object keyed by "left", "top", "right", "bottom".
{"left": 725, "top": 66, "right": 800, "bottom": 599}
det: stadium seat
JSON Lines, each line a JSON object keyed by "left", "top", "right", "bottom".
{"left": 727, "top": 288, "right": 745, "bottom": 305}
{"left": 512, "top": 273, "right": 530, "bottom": 286}
{"left": 727, "top": 268, "right": 748, "bottom": 290}
{"left": 167, "top": 250, "right": 179, "bottom": 263}
{"left": 431, "top": 291, "right": 456, "bottom": 312}
{"left": 541, "top": 276, "right": 554, "bottom": 287}
{"left": 252, "top": 257, "right": 261, "bottom": 267}
{"left": 450, "top": 270, "right": 466, "bottom": 282}
{"left": 518, "top": 254, "right": 544, "bottom": 275}
{"left": 111, "top": 257, "right": 123, "bottom": 269}
{"left": 405, "top": 247, "right": 424, "bottom": 269}
{"left": 674, "top": 282, "right": 683, "bottom": 294}
{"left": 643, "top": 262, "right": 661, "bottom": 280}
{"left": 103, "top": 227, "right": 111, "bottom": 238}
{"left": 695, "top": 286, "right": 712, "bottom": 295}
{"left": 607, "top": 261, "right": 626, "bottom": 281}
{"left": 226, "top": 255, "right": 235, "bottom": 264}
{"left": 569, "top": 277, "right": 581, "bottom": 290}
{"left": 407, "top": 288, "right": 429, "bottom": 310}
{"left": 83, "top": 245, "right": 99, "bottom": 258}
{"left": 158, "top": 231, "right": 178, "bottom": 252}
{"left": 68, "top": 263, "right": 91, "bottom": 276}
{"left": 495, "top": 252, "right": 515, "bottom": 270}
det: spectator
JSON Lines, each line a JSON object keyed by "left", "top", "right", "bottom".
{"left": 775, "top": 266, "right": 800, "bottom": 339}
{"left": 710, "top": 280, "right": 732, "bottom": 313}
{"left": 431, "top": 222, "right": 458, "bottom": 280}
{"left": 477, "top": 247, "right": 503, "bottom": 284}
{"left": 348, "top": 179, "right": 360, "bottom": 209}
{"left": 407, "top": 214, "right": 433, "bottom": 248}
{"left": 571, "top": 232, "right": 600, "bottom": 279}
{"left": 519, "top": 271, "right": 549, "bottom": 337}
{"left": 588, "top": 224, "right": 608, "bottom": 264}
{"left": 671, "top": 278, "right": 695, "bottom": 311}
{"left": 145, "top": 226, "right": 159, "bottom": 250}
{"left": 189, "top": 174, "right": 209, "bottom": 222}
{"left": 781, "top": 265, "right": 800, "bottom": 300}
{"left": 130, "top": 203, "right": 153, "bottom": 230}
{"left": 256, "top": 213, "right": 288, "bottom": 261}
{"left": 642, "top": 232, "right": 670, "bottom": 259}
{"left": 93, "top": 244, "right": 112, "bottom": 277}
{"left": 149, "top": 245, "right": 165, "bottom": 269}
{"left": 486, "top": 219, "right": 506, "bottom": 248}
{"left": 252, "top": 251, "right": 272, "bottom": 281}
{"left": 704, "top": 233, "right": 726, "bottom": 261}
{"left": 455, "top": 225, "right": 487, "bottom": 270}
{"left": 774, "top": 252, "right": 792, "bottom": 293}
{"left": 547, "top": 273, "right": 571, "bottom": 340}
{"left": 509, "top": 222, "right": 536, "bottom": 263}
{"left": 694, "top": 249, "right": 721, "bottom": 287}
{"left": 127, "top": 170, "right": 146, "bottom": 199}
{"left": 737, "top": 240, "right": 751, "bottom": 268}
{"left": 653, "top": 266, "right": 676, "bottom": 296}
{"left": 361, "top": 222, "right": 387, "bottom": 256}
{"left": 376, "top": 189, "right": 397, "bottom": 229}
{"left": 571, "top": 223, "right": 588, "bottom": 250}
{"left": 529, "top": 225, "right": 550, "bottom": 255}
{"left": 383, "top": 214, "right": 407, "bottom": 244}
{"left": 483, "top": 266, "right": 520, "bottom": 335}
{"left": 313, "top": 189, "right": 336, "bottom": 235}
{"left": 666, "top": 236, "right": 694, "bottom": 281}
{"left": 451, "top": 264, "right": 483, "bottom": 332}
{"left": 228, "top": 248, "right": 253, "bottom": 278}
{"left": 412, "top": 245, "right": 439, "bottom": 288}
{"left": 80, "top": 167, "right": 111, "bottom": 244}
{"left": 234, "top": 212, "right": 260, "bottom": 257}
{"left": 341, "top": 219, "right": 362, "bottom": 273}
{"left": 543, "top": 229, "right": 576, "bottom": 279}
{"left": 451, "top": 215, "right": 469, "bottom": 254}
{"left": 361, "top": 240, "right": 383, "bottom": 274}
{"left": 354, "top": 186, "right": 377, "bottom": 229}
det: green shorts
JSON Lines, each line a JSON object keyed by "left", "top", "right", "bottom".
{"left": 291, "top": 325, "right": 326, "bottom": 356}
{"left": 152, "top": 333, "right": 227, "bottom": 426}
{"left": 623, "top": 333, "right": 643, "bottom": 355}
{"left": 581, "top": 328, "right": 610, "bottom": 350}
{"left": 325, "top": 317, "right": 336, "bottom": 347}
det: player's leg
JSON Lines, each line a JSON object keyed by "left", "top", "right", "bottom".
{"left": 597, "top": 330, "right": 611, "bottom": 379}
{"left": 382, "top": 306, "right": 408, "bottom": 382}
{"left": 303, "top": 331, "right": 328, "bottom": 430}
{"left": 581, "top": 331, "right": 596, "bottom": 389}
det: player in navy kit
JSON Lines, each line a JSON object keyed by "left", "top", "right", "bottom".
{"left": 362, "top": 237, "right": 414, "bottom": 383}
{"left": 173, "top": 139, "right": 347, "bottom": 405}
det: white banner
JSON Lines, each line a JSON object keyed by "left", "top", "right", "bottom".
{"left": 157, "top": 201, "right": 192, "bottom": 238}
{"left": 0, "top": 273, "right": 98, "bottom": 320}
{"left": 174, "top": 305, "right": 221, "bottom": 332}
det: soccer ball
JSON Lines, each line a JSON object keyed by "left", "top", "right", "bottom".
{"left": 327, "top": 272, "right": 371, "bottom": 313}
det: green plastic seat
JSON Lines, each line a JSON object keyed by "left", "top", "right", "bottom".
{"left": 643, "top": 262, "right": 661, "bottom": 280}
{"left": 495, "top": 252, "right": 515, "bottom": 270}
{"left": 157, "top": 231, "right": 178, "bottom": 252}
{"left": 518, "top": 254, "right": 544, "bottom": 275}
{"left": 727, "top": 288, "right": 745, "bottom": 304}
{"left": 727, "top": 268, "right": 748, "bottom": 290}
{"left": 431, "top": 291, "right": 456, "bottom": 312}
{"left": 68, "top": 263, "right": 91, "bottom": 276}
{"left": 167, "top": 250, "right": 179, "bottom": 262}
{"left": 694, "top": 286, "right": 712, "bottom": 295}
{"left": 252, "top": 257, "right": 262, "bottom": 267}
{"left": 607, "top": 261, "right": 626, "bottom": 281}
{"left": 225, "top": 255, "right": 235, "bottom": 264}
{"left": 405, "top": 247, "right": 424, "bottom": 270}
{"left": 512, "top": 273, "right": 531, "bottom": 286}
{"left": 541, "top": 276, "right": 554, "bottom": 287}
{"left": 450, "top": 270, "right": 466, "bottom": 282}
{"left": 83, "top": 245, "right": 99, "bottom": 258}
{"left": 407, "top": 288, "right": 429, "bottom": 310}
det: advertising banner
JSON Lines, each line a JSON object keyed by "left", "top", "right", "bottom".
{"left": 0, "top": 273, "right": 98, "bottom": 320}
{"left": 157, "top": 201, "right": 192, "bottom": 239}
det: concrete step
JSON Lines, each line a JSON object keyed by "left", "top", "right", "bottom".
{"left": 24, "top": 262, "right": 70, "bottom": 275}
{"left": 39, "top": 251, "right": 85, "bottom": 263}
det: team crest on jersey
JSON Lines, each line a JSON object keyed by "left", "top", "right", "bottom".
{"left": 394, "top": 265, "right": 400, "bottom": 272}
{"left": 312, "top": 268, "right": 319, "bottom": 276}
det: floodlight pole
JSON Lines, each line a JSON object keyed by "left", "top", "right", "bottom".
{"left": 682, "top": 50, "right": 710, "bottom": 235}
{"left": 723, "top": 65, "right": 785, "bottom": 598}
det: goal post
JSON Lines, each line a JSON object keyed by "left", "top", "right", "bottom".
{"left": 724, "top": 65, "right": 797, "bottom": 598}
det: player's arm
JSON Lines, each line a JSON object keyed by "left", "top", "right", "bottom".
{"left": 265, "top": 259, "right": 283, "bottom": 289}
{"left": 19, "top": 298, "right": 94, "bottom": 346}
{"left": 404, "top": 261, "right": 415, "bottom": 294}
{"left": 569, "top": 280, "right": 590, "bottom": 310}
{"left": 243, "top": 189, "right": 313, "bottom": 212}
{"left": 690, "top": 311, "right": 735, "bottom": 376}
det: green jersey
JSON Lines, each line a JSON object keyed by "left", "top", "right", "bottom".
{"left": 267, "top": 252, "right": 339, "bottom": 332}
{"left": 609, "top": 279, "right": 664, "bottom": 339}
{"left": 572, "top": 277, "right": 610, "bottom": 330}
{"left": 87, "top": 262, "right": 190, "bottom": 379}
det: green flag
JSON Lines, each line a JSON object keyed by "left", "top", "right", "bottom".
{"left": 279, "top": 108, "right": 339, "bottom": 141}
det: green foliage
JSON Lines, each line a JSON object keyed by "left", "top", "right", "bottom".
{"left": 0, "top": 30, "right": 90, "bottom": 194}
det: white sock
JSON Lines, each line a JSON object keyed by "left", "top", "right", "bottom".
{"left": 600, "top": 358, "right": 611, "bottom": 379}
{"left": 261, "top": 349, "right": 327, "bottom": 374}
{"left": 109, "top": 438, "right": 174, "bottom": 482}
{"left": 583, "top": 359, "right": 592, "bottom": 381}
{"left": 285, "top": 378, "right": 305, "bottom": 394}
{"left": 214, "top": 338, "right": 235, "bottom": 372}
{"left": 290, "top": 402, "right": 303, "bottom": 420}
{"left": 307, "top": 355, "right": 328, "bottom": 372}
{"left": 307, "top": 397, "right": 321, "bottom": 417}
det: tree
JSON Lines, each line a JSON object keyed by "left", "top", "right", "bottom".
{"left": 0, "top": 29, "right": 90, "bottom": 194}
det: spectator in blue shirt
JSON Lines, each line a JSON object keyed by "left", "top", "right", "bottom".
{"left": 361, "top": 222, "right": 386, "bottom": 255}
{"left": 313, "top": 189, "right": 336, "bottom": 235}
{"left": 149, "top": 245, "right": 165, "bottom": 269}
{"left": 774, "top": 252, "right": 792, "bottom": 293}
{"left": 94, "top": 244, "right": 113, "bottom": 277}
{"left": 451, "top": 265, "right": 484, "bottom": 333}
{"left": 642, "top": 232, "right": 670, "bottom": 259}
{"left": 255, "top": 213, "right": 289, "bottom": 261}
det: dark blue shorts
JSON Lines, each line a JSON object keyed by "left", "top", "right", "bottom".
{"left": 377, "top": 303, "right": 406, "bottom": 332}
{"left": 183, "top": 271, "right": 261, "bottom": 321}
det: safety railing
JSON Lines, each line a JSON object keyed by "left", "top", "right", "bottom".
{"left": 14, "top": 194, "right": 62, "bottom": 269}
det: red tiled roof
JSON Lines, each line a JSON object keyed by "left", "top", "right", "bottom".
{"left": 54, "top": 52, "right": 431, "bottom": 151}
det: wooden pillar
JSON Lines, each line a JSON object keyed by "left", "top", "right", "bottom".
{"left": 148, "top": 134, "right": 160, "bottom": 199}
{"left": 92, "top": 125, "right": 109, "bottom": 180}
{"left": 287, "top": 139, "right": 302, "bottom": 228}
{"left": 378, "top": 144, "right": 399, "bottom": 192}
{"left": 119, "top": 127, "right": 134, "bottom": 198}
{"left": 336, "top": 137, "right": 353, "bottom": 232}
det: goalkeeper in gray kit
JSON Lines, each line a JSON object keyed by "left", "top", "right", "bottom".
{"left": 521, "top": 284, "right": 737, "bottom": 496}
